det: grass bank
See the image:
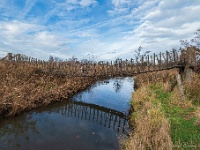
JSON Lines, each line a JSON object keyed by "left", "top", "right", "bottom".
{"left": 124, "top": 70, "right": 200, "bottom": 150}
{"left": 0, "top": 61, "right": 98, "bottom": 118}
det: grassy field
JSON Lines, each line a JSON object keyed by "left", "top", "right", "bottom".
{"left": 124, "top": 70, "right": 200, "bottom": 150}
{"left": 0, "top": 61, "right": 97, "bottom": 117}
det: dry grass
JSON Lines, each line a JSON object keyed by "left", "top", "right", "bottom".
{"left": 134, "top": 69, "right": 178, "bottom": 91}
{"left": 124, "top": 86, "right": 173, "bottom": 150}
{"left": 0, "top": 61, "right": 97, "bottom": 117}
{"left": 134, "top": 69, "right": 200, "bottom": 105}
{"left": 125, "top": 69, "right": 200, "bottom": 149}
{"left": 194, "top": 107, "right": 200, "bottom": 126}
{"left": 184, "top": 72, "right": 200, "bottom": 104}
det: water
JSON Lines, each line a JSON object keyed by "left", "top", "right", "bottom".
{"left": 0, "top": 77, "right": 134, "bottom": 150}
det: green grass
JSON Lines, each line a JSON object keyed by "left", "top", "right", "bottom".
{"left": 150, "top": 84, "right": 200, "bottom": 149}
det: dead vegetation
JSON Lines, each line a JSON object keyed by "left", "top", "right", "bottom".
{"left": 0, "top": 61, "right": 97, "bottom": 117}
{"left": 133, "top": 69, "right": 178, "bottom": 91}
{"left": 184, "top": 72, "right": 200, "bottom": 104}
{"left": 124, "top": 69, "right": 200, "bottom": 150}
{"left": 124, "top": 86, "right": 173, "bottom": 150}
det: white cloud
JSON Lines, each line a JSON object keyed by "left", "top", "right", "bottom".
{"left": 64, "top": 0, "right": 98, "bottom": 11}
{"left": 116, "top": 0, "right": 200, "bottom": 54}
{"left": 1, "top": 0, "right": 200, "bottom": 61}
{"left": 20, "top": 0, "right": 36, "bottom": 19}
{"left": 79, "top": 0, "right": 98, "bottom": 7}
{"left": 99, "top": 0, "right": 200, "bottom": 59}
{"left": 0, "top": 20, "right": 43, "bottom": 35}
{"left": 108, "top": 0, "right": 134, "bottom": 15}
{"left": 0, "top": 20, "right": 72, "bottom": 59}
{"left": 112, "top": 0, "right": 133, "bottom": 7}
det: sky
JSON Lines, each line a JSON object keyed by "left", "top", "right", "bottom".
{"left": 0, "top": 0, "right": 200, "bottom": 61}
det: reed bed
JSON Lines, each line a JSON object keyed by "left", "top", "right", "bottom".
{"left": 0, "top": 61, "right": 97, "bottom": 117}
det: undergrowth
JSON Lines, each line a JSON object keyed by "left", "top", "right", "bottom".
{"left": 0, "top": 61, "right": 97, "bottom": 117}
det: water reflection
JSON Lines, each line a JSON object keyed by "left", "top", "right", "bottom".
{"left": 113, "top": 78, "right": 123, "bottom": 93}
{"left": 0, "top": 114, "right": 38, "bottom": 148}
{"left": 62, "top": 100, "right": 129, "bottom": 134}
{"left": 73, "top": 77, "right": 134, "bottom": 113}
{"left": 0, "top": 77, "right": 134, "bottom": 150}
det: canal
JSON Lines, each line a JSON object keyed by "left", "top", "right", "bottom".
{"left": 0, "top": 77, "right": 134, "bottom": 150}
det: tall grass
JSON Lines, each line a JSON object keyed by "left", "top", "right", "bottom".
{"left": 184, "top": 73, "right": 200, "bottom": 105}
{"left": 124, "top": 85, "right": 172, "bottom": 150}
{"left": 124, "top": 69, "right": 200, "bottom": 150}
{"left": 0, "top": 61, "right": 97, "bottom": 117}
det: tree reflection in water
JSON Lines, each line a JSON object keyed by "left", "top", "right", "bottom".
{"left": 113, "top": 78, "right": 123, "bottom": 93}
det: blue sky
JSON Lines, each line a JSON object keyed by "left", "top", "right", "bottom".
{"left": 0, "top": 0, "right": 200, "bottom": 61}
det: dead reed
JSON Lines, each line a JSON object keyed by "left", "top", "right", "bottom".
{"left": 133, "top": 69, "right": 178, "bottom": 91}
{"left": 184, "top": 72, "right": 200, "bottom": 104}
{"left": 124, "top": 69, "right": 200, "bottom": 150}
{"left": 0, "top": 61, "right": 97, "bottom": 117}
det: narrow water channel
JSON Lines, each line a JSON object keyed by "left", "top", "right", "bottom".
{"left": 0, "top": 77, "right": 134, "bottom": 150}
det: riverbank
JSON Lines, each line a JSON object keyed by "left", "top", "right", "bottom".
{"left": 1, "top": 77, "right": 133, "bottom": 150}
{"left": 124, "top": 70, "right": 200, "bottom": 149}
{"left": 0, "top": 61, "right": 98, "bottom": 118}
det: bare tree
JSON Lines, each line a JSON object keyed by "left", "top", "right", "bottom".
{"left": 180, "top": 39, "right": 191, "bottom": 48}
{"left": 180, "top": 28, "right": 200, "bottom": 49}
{"left": 49, "top": 55, "right": 54, "bottom": 62}
{"left": 191, "top": 28, "right": 200, "bottom": 48}
{"left": 48, "top": 55, "right": 63, "bottom": 62}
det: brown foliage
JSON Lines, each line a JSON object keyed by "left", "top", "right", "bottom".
{"left": 134, "top": 69, "right": 178, "bottom": 91}
{"left": 184, "top": 72, "right": 200, "bottom": 104}
{"left": 0, "top": 61, "right": 97, "bottom": 117}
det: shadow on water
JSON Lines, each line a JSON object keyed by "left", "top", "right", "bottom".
{"left": 0, "top": 77, "right": 134, "bottom": 150}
